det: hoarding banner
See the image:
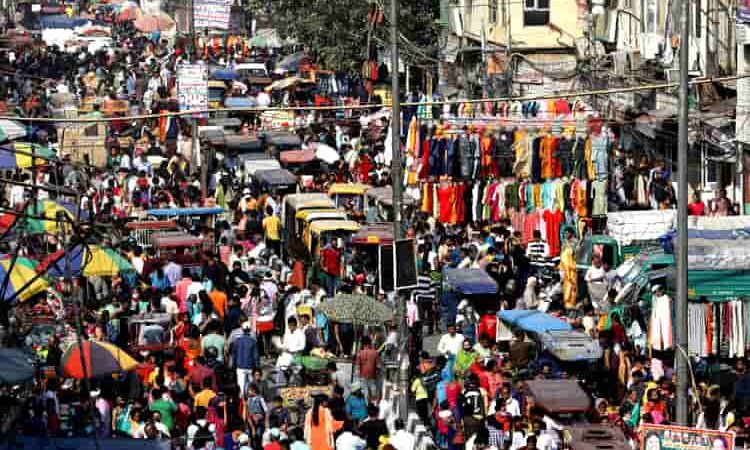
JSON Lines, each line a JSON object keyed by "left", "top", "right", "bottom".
{"left": 640, "top": 424, "right": 734, "bottom": 450}
{"left": 194, "top": 0, "right": 232, "bottom": 29}
{"left": 177, "top": 64, "right": 208, "bottom": 117}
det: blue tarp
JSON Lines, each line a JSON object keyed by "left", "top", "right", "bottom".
{"left": 443, "top": 268, "right": 498, "bottom": 295}
{"left": 16, "top": 437, "right": 170, "bottom": 450}
{"left": 687, "top": 228, "right": 750, "bottom": 240}
{"left": 225, "top": 97, "right": 257, "bottom": 108}
{"left": 146, "top": 207, "right": 224, "bottom": 217}
{"left": 39, "top": 14, "right": 91, "bottom": 29}
{"left": 211, "top": 69, "right": 238, "bottom": 81}
{"left": 497, "top": 310, "right": 572, "bottom": 334}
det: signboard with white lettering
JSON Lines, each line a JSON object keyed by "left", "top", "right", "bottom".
{"left": 177, "top": 64, "right": 208, "bottom": 117}
{"left": 194, "top": 0, "right": 232, "bottom": 30}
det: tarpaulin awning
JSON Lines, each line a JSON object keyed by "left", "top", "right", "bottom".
{"left": 146, "top": 207, "right": 224, "bottom": 217}
{"left": 497, "top": 310, "right": 573, "bottom": 334}
{"left": 39, "top": 15, "right": 92, "bottom": 29}
{"left": 443, "top": 268, "right": 498, "bottom": 295}
{"left": 525, "top": 380, "right": 592, "bottom": 413}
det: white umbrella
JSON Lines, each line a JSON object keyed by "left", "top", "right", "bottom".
{"left": 0, "top": 120, "right": 26, "bottom": 142}
{"left": 312, "top": 143, "right": 340, "bottom": 164}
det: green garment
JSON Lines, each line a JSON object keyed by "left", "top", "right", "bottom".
{"left": 453, "top": 349, "right": 479, "bottom": 378}
{"left": 150, "top": 398, "right": 177, "bottom": 431}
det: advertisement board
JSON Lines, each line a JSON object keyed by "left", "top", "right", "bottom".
{"left": 640, "top": 424, "right": 734, "bottom": 450}
{"left": 194, "top": 0, "right": 232, "bottom": 30}
{"left": 177, "top": 64, "right": 208, "bottom": 117}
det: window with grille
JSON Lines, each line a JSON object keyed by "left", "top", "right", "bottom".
{"left": 489, "top": 0, "right": 498, "bottom": 24}
{"left": 524, "top": 0, "right": 550, "bottom": 26}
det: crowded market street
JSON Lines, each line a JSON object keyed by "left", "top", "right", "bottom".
{"left": 0, "top": 1, "right": 747, "bottom": 450}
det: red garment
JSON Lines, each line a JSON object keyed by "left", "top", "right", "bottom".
{"left": 522, "top": 211, "right": 539, "bottom": 245}
{"left": 688, "top": 201, "right": 706, "bottom": 216}
{"left": 437, "top": 185, "right": 454, "bottom": 223}
{"left": 320, "top": 246, "right": 341, "bottom": 275}
{"left": 478, "top": 314, "right": 498, "bottom": 342}
{"left": 358, "top": 154, "right": 373, "bottom": 183}
{"left": 554, "top": 99, "right": 571, "bottom": 115}
{"left": 419, "top": 139, "right": 431, "bottom": 179}
{"left": 444, "top": 381, "right": 461, "bottom": 408}
{"left": 543, "top": 209, "right": 564, "bottom": 257}
{"left": 470, "top": 361, "right": 490, "bottom": 392}
{"left": 455, "top": 183, "right": 466, "bottom": 223}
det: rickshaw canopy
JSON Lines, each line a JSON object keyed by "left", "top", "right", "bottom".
{"left": 224, "top": 134, "right": 264, "bottom": 153}
{"left": 308, "top": 220, "right": 361, "bottom": 235}
{"left": 284, "top": 194, "right": 335, "bottom": 211}
{"left": 443, "top": 268, "right": 498, "bottom": 295}
{"left": 266, "top": 133, "right": 302, "bottom": 148}
{"left": 497, "top": 310, "right": 573, "bottom": 334}
{"left": 255, "top": 168, "right": 297, "bottom": 186}
{"left": 295, "top": 208, "right": 342, "bottom": 220}
{"left": 351, "top": 224, "right": 393, "bottom": 245}
{"left": 152, "top": 234, "right": 205, "bottom": 248}
{"left": 125, "top": 220, "right": 178, "bottom": 230}
{"left": 328, "top": 183, "right": 371, "bottom": 196}
{"left": 524, "top": 380, "right": 592, "bottom": 414}
{"left": 299, "top": 211, "right": 348, "bottom": 223}
{"left": 366, "top": 186, "right": 417, "bottom": 206}
{"left": 279, "top": 149, "right": 315, "bottom": 164}
{"left": 146, "top": 207, "right": 224, "bottom": 217}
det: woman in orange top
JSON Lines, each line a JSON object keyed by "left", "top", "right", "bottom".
{"left": 304, "top": 395, "right": 336, "bottom": 450}
{"left": 178, "top": 325, "right": 202, "bottom": 371}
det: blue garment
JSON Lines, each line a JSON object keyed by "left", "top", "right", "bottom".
{"left": 440, "top": 290, "right": 459, "bottom": 326}
{"left": 149, "top": 273, "right": 170, "bottom": 291}
{"left": 592, "top": 135, "right": 609, "bottom": 181}
{"left": 316, "top": 311, "right": 329, "bottom": 343}
{"left": 442, "top": 355, "right": 455, "bottom": 382}
{"left": 525, "top": 183, "right": 535, "bottom": 213}
{"left": 436, "top": 380, "right": 448, "bottom": 405}
{"left": 541, "top": 182, "right": 555, "bottom": 210}
{"left": 232, "top": 333, "right": 260, "bottom": 370}
{"left": 346, "top": 394, "right": 368, "bottom": 421}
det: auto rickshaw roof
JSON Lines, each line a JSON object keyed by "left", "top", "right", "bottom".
{"left": 295, "top": 209, "right": 347, "bottom": 220}
{"left": 152, "top": 234, "right": 205, "bottom": 248}
{"left": 279, "top": 149, "right": 315, "bottom": 164}
{"left": 266, "top": 133, "right": 302, "bottom": 147}
{"left": 285, "top": 194, "right": 335, "bottom": 210}
{"left": 146, "top": 207, "right": 224, "bottom": 217}
{"left": 308, "top": 220, "right": 361, "bottom": 234}
{"left": 443, "top": 268, "right": 498, "bottom": 295}
{"left": 328, "top": 183, "right": 372, "bottom": 196}
{"left": 351, "top": 224, "right": 393, "bottom": 245}
{"left": 254, "top": 168, "right": 298, "bottom": 186}
{"left": 524, "top": 380, "right": 592, "bottom": 414}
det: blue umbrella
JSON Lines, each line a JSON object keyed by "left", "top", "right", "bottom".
{"left": 0, "top": 348, "right": 34, "bottom": 384}
{"left": 211, "top": 69, "right": 238, "bottom": 81}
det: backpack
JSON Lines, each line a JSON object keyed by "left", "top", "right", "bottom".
{"left": 421, "top": 368, "right": 441, "bottom": 398}
{"left": 463, "top": 388, "right": 485, "bottom": 418}
{"left": 192, "top": 421, "right": 214, "bottom": 449}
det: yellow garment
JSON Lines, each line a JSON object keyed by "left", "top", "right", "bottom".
{"left": 585, "top": 138, "right": 595, "bottom": 180}
{"left": 422, "top": 184, "right": 431, "bottom": 213}
{"left": 262, "top": 215, "right": 281, "bottom": 241}
{"left": 554, "top": 182, "right": 566, "bottom": 211}
{"left": 513, "top": 130, "right": 530, "bottom": 178}
{"left": 533, "top": 184, "right": 543, "bottom": 208}
{"left": 560, "top": 245, "right": 578, "bottom": 309}
{"left": 411, "top": 378, "right": 428, "bottom": 400}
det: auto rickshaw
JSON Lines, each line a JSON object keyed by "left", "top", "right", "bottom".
{"left": 152, "top": 232, "right": 212, "bottom": 268}
{"left": 125, "top": 219, "right": 179, "bottom": 249}
{"left": 208, "top": 80, "right": 227, "bottom": 109}
{"left": 265, "top": 132, "right": 303, "bottom": 159}
{"left": 145, "top": 207, "right": 224, "bottom": 231}
{"left": 364, "top": 186, "right": 418, "bottom": 222}
{"left": 442, "top": 268, "right": 499, "bottom": 314}
{"left": 349, "top": 224, "right": 393, "bottom": 290}
{"left": 282, "top": 194, "right": 337, "bottom": 255}
{"left": 328, "top": 183, "right": 371, "bottom": 220}
{"left": 253, "top": 168, "right": 298, "bottom": 196}
{"left": 279, "top": 148, "right": 318, "bottom": 175}
{"left": 304, "top": 219, "right": 361, "bottom": 261}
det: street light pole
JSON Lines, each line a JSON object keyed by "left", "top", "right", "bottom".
{"left": 675, "top": 0, "right": 690, "bottom": 426}
{"left": 389, "top": 0, "right": 408, "bottom": 423}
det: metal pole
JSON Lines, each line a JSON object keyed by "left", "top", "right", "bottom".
{"left": 389, "top": 0, "right": 408, "bottom": 423}
{"left": 481, "top": 18, "right": 488, "bottom": 98}
{"left": 505, "top": 0, "right": 512, "bottom": 95}
{"left": 675, "top": 0, "right": 690, "bottom": 427}
{"left": 187, "top": 0, "right": 206, "bottom": 200}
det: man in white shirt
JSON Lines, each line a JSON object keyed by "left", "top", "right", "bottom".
{"left": 437, "top": 323, "right": 465, "bottom": 357}
{"left": 276, "top": 316, "right": 305, "bottom": 369}
{"left": 536, "top": 421, "right": 559, "bottom": 450}
{"left": 256, "top": 90, "right": 271, "bottom": 107}
{"left": 389, "top": 419, "right": 415, "bottom": 450}
{"left": 335, "top": 421, "right": 366, "bottom": 450}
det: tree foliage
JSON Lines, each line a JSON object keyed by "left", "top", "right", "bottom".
{"left": 249, "top": 0, "right": 440, "bottom": 74}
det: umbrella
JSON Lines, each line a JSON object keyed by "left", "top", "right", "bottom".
{"left": 248, "top": 29, "right": 282, "bottom": 49}
{"left": 0, "top": 120, "right": 26, "bottom": 142}
{"left": 134, "top": 13, "right": 174, "bottom": 32}
{"left": 13, "top": 200, "right": 88, "bottom": 235}
{"left": 311, "top": 142, "right": 340, "bottom": 164}
{"left": 0, "top": 255, "right": 48, "bottom": 303}
{"left": 265, "top": 76, "right": 314, "bottom": 92}
{"left": 0, "top": 143, "right": 55, "bottom": 169}
{"left": 116, "top": 4, "right": 140, "bottom": 22}
{"left": 317, "top": 294, "right": 394, "bottom": 326}
{"left": 61, "top": 341, "right": 138, "bottom": 379}
{"left": 39, "top": 245, "right": 134, "bottom": 278}
{"left": 0, "top": 348, "right": 34, "bottom": 384}
{"left": 276, "top": 52, "right": 309, "bottom": 73}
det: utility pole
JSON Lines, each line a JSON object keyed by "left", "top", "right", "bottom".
{"left": 389, "top": 0, "right": 408, "bottom": 423}
{"left": 188, "top": 0, "right": 206, "bottom": 200}
{"left": 675, "top": 0, "right": 690, "bottom": 427}
{"left": 505, "top": 0, "right": 512, "bottom": 95}
{"left": 481, "top": 18, "right": 488, "bottom": 98}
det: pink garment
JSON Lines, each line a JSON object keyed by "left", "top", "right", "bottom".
{"left": 407, "top": 301, "right": 419, "bottom": 327}
{"left": 523, "top": 211, "right": 540, "bottom": 245}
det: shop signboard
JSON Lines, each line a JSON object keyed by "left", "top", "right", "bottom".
{"left": 194, "top": 0, "right": 232, "bottom": 30}
{"left": 177, "top": 64, "right": 208, "bottom": 118}
{"left": 640, "top": 424, "right": 734, "bottom": 450}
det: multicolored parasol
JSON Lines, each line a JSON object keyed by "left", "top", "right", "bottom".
{"left": 12, "top": 199, "right": 89, "bottom": 235}
{"left": 61, "top": 340, "right": 138, "bottom": 379}
{"left": 0, "top": 119, "right": 26, "bottom": 142}
{"left": 0, "top": 142, "right": 55, "bottom": 169}
{"left": 0, "top": 254, "right": 47, "bottom": 303}
{"left": 39, "top": 245, "right": 134, "bottom": 278}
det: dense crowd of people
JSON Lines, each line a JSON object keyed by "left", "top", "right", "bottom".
{"left": 0, "top": 4, "right": 748, "bottom": 450}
